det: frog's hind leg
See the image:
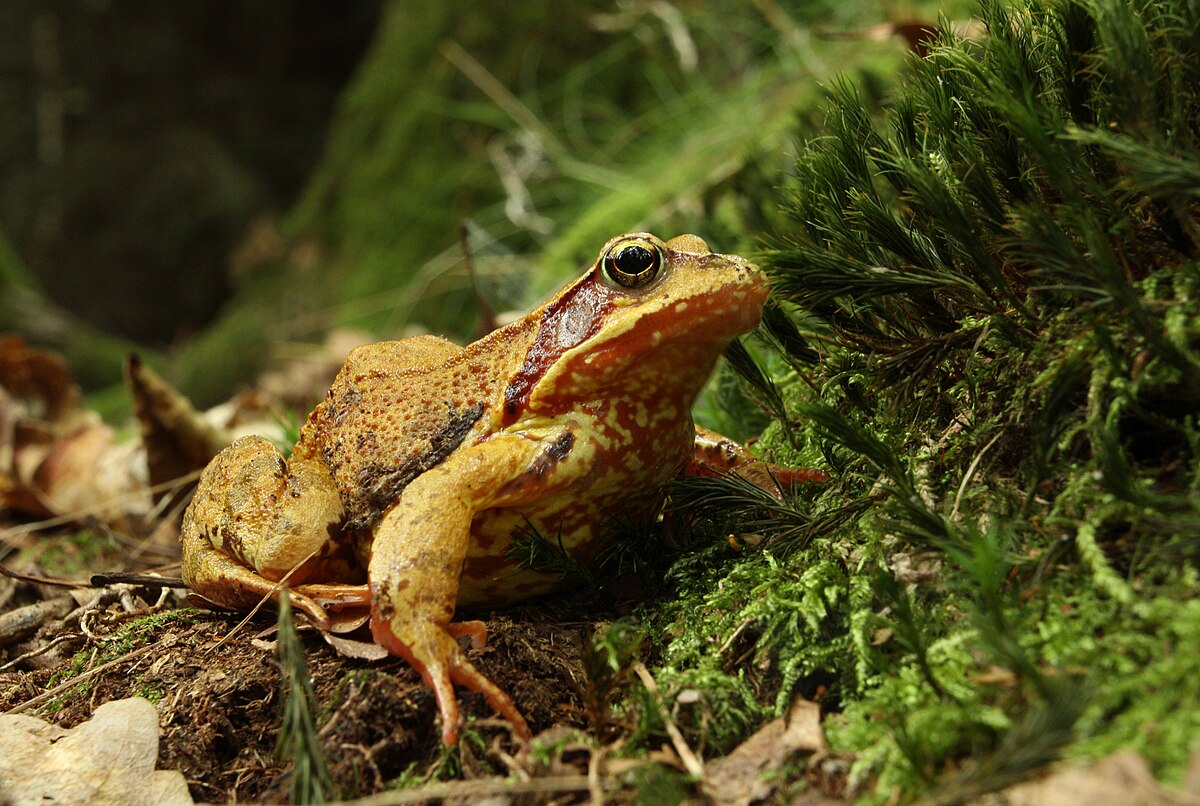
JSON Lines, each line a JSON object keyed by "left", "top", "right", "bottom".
{"left": 181, "top": 434, "right": 356, "bottom": 629}
{"left": 181, "top": 529, "right": 337, "bottom": 629}
{"left": 367, "top": 436, "right": 548, "bottom": 745}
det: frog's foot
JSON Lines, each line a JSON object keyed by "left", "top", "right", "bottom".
{"left": 293, "top": 582, "right": 373, "bottom": 610}
{"left": 689, "top": 424, "right": 828, "bottom": 497}
{"left": 370, "top": 611, "right": 531, "bottom": 746}
{"left": 180, "top": 532, "right": 334, "bottom": 629}
{"left": 726, "top": 461, "right": 830, "bottom": 495}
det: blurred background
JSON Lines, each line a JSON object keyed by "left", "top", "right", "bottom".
{"left": 0, "top": 0, "right": 961, "bottom": 409}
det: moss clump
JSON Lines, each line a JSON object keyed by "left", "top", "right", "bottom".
{"left": 42, "top": 609, "right": 198, "bottom": 711}
{"left": 646, "top": 0, "right": 1200, "bottom": 800}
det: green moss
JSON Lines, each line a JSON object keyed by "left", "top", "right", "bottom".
{"left": 629, "top": 762, "right": 692, "bottom": 805}
{"left": 45, "top": 610, "right": 198, "bottom": 693}
{"left": 27, "top": 531, "right": 121, "bottom": 581}
{"left": 629, "top": 0, "right": 1200, "bottom": 800}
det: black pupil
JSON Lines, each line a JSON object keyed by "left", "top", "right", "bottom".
{"left": 613, "top": 245, "right": 654, "bottom": 275}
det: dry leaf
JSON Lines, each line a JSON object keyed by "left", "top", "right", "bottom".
{"left": 126, "top": 355, "right": 231, "bottom": 505}
{"left": 2, "top": 331, "right": 363, "bottom": 531}
{"left": 0, "top": 335, "right": 79, "bottom": 422}
{"left": 889, "top": 551, "right": 942, "bottom": 584}
{"left": 1, "top": 338, "right": 151, "bottom": 527}
{"left": 0, "top": 696, "right": 193, "bottom": 805}
{"left": 703, "top": 696, "right": 827, "bottom": 806}
{"left": 322, "top": 630, "right": 389, "bottom": 660}
{"left": 991, "top": 750, "right": 1200, "bottom": 806}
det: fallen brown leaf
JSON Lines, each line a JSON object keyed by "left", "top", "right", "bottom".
{"left": 126, "top": 355, "right": 230, "bottom": 506}
{"left": 703, "top": 696, "right": 828, "bottom": 806}
{"left": 988, "top": 750, "right": 1200, "bottom": 806}
{"left": 0, "top": 696, "right": 193, "bottom": 804}
{"left": 0, "top": 335, "right": 79, "bottom": 422}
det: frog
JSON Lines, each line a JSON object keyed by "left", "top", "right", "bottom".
{"left": 179, "top": 232, "right": 826, "bottom": 746}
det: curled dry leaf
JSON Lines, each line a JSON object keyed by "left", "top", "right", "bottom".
{"left": 0, "top": 335, "right": 79, "bottom": 423}
{"left": 3, "top": 332, "right": 362, "bottom": 534}
{"left": 322, "top": 629, "right": 389, "bottom": 661}
{"left": 1, "top": 342, "right": 234, "bottom": 534}
{"left": 126, "top": 355, "right": 231, "bottom": 507}
{"left": 889, "top": 551, "right": 942, "bottom": 584}
{"left": 0, "top": 696, "right": 193, "bottom": 805}
{"left": 703, "top": 696, "right": 828, "bottom": 806}
{"left": 0, "top": 335, "right": 145, "bottom": 525}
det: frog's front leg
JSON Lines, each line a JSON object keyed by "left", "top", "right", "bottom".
{"left": 181, "top": 436, "right": 370, "bottom": 629}
{"left": 368, "top": 434, "right": 559, "bottom": 746}
{"left": 688, "top": 424, "right": 829, "bottom": 492}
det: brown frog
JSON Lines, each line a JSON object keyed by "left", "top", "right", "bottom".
{"left": 180, "top": 232, "right": 825, "bottom": 744}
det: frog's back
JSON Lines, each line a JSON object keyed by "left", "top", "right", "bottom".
{"left": 294, "top": 332, "right": 526, "bottom": 529}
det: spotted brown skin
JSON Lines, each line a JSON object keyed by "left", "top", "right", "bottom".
{"left": 180, "top": 232, "right": 821, "bottom": 746}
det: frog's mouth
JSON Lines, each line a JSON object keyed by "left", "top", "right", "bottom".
{"left": 509, "top": 267, "right": 767, "bottom": 416}
{"left": 571, "top": 274, "right": 769, "bottom": 373}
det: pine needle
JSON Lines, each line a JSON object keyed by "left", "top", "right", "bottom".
{"left": 275, "top": 594, "right": 334, "bottom": 804}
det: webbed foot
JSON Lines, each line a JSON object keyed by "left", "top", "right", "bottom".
{"left": 369, "top": 610, "right": 531, "bottom": 745}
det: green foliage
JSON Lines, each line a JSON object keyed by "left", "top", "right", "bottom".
{"left": 387, "top": 738, "right": 474, "bottom": 790}
{"left": 580, "top": 621, "right": 645, "bottom": 739}
{"left": 644, "top": 540, "right": 865, "bottom": 754}
{"left": 629, "top": 762, "right": 692, "bottom": 805}
{"left": 167, "top": 1, "right": 931, "bottom": 404}
{"left": 629, "top": 660, "right": 770, "bottom": 757}
{"left": 644, "top": 0, "right": 1200, "bottom": 800}
{"left": 24, "top": 530, "right": 121, "bottom": 580}
{"left": 275, "top": 595, "right": 335, "bottom": 804}
{"left": 509, "top": 508, "right": 668, "bottom": 597}
{"left": 40, "top": 610, "right": 197, "bottom": 713}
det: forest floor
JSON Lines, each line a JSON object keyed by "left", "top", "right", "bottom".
{"left": 0, "top": 520, "right": 844, "bottom": 804}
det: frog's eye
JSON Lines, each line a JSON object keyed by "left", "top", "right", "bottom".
{"left": 601, "top": 239, "right": 664, "bottom": 290}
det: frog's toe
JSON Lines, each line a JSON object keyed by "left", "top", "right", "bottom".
{"left": 370, "top": 611, "right": 531, "bottom": 745}
{"left": 770, "top": 465, "right": 831, "bottom": 487}
{"left": 287, "top": 590, "right": 333, "bottom": 631}
{"left": 370, "top": 612, "right": 463, "bottom": 744}
{"left": 448, "top": 654, "right": 532, "bottom": 742}
{"left": 294, "top": 582, "right": 373, "bottom": 609}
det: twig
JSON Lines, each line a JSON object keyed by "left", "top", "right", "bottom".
{"left": 950, "top": 430, "right": 1005, "bottom": 521}
{"left": 0, "top": 562, "right": 92, "bottom": 588}
{"left": 337, "top": 774, "right": 595, "bottom": 805}
{"left": 89, "top": 572, "right": 186, "bottom": 588}
{"left": 4, "top": 634, "right": 171, "bottom": 714}
{"left": 588, "top": 743, "right": 604, "bottom": 805}
{"left": 0, "top": 632, "right": 82, "bottom": 672}
{"left": 633, "top": 662, "right": 705, "bottom": 778}
{"left": 458, "top": 220, "right": 499, "bottom": 335}
{"left": 716, "top": 617, "right": 754, "bottom": 656}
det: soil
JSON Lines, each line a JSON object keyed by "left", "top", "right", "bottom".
{"left": 0, "top": 525, "right": 607, "bottom": 803}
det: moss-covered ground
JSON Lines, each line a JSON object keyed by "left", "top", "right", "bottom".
{"left": 656, "top": 0, "right": 1200, "bottom": 799}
